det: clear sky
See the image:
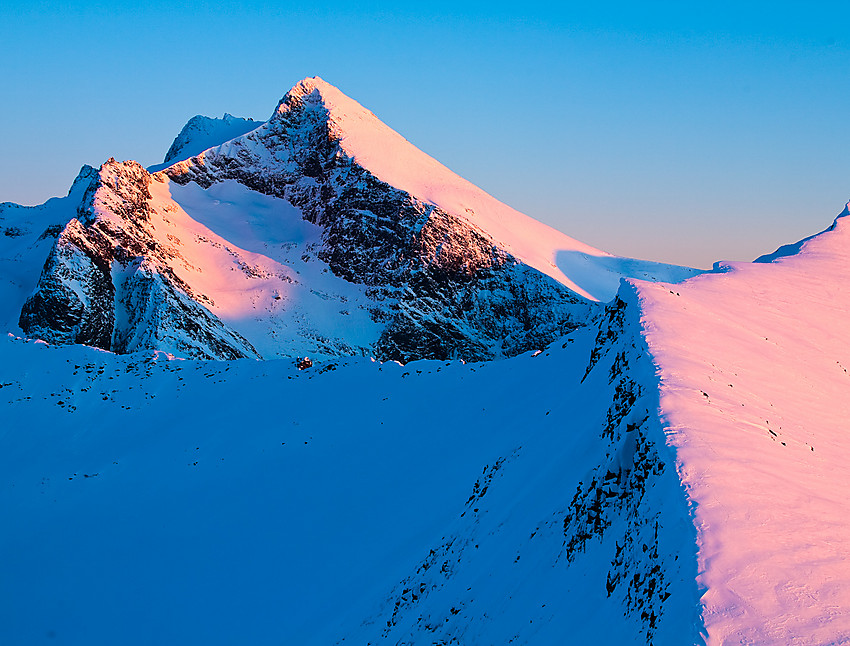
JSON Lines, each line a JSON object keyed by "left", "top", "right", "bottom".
{"left": 2, "top": 1, "right": 849, "bottom": 268}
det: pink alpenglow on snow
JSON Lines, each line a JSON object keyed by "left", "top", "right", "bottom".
{"left": 283, "top": 77, "right": 701, "bottom": 301}
{"left": 4, "top": 74, "right": 849, "bottom": 646}
{"left": 636, "top": 204, "right": 850, "bottom": 645}
{"left": 169, "top": 76, "right": 701, "bottom": 303}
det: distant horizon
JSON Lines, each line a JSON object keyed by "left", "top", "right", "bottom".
{"left": 3, "top": 2, "right": 849, "bottom": 269}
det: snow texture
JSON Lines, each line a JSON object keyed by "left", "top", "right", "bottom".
{"left": 0, "top": 304, "right": 702, "bottom": 646}
{"left": 637, "top": 204, "right": 850, "bottom": 645}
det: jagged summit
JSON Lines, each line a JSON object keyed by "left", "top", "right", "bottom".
{"left": 271, "top": 76, "right": 609, "bottom": 295}
{"left": 9, "top": 78, "right": 699, "bottom": 362}
{"left": 167, "top": 76, "right": 700, "bottom": 301}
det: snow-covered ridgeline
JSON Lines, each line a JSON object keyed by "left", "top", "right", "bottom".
{"left": 151, "top": 113, "right": 261, "bottom": 171}
{"left": 165, "top": 77, "right": 701, "bottom": 303}
{"left": 350, "top": 288, "right": 701, "bottom": 644}
{"left": 637, "top": 207, "right": 850, "bottom": 644}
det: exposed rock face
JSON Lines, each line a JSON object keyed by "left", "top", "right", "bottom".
{"left": 17, "top": 79, "right": 614, "bottom": 362}
{"left": 20, "top": 159, "right": 259, "bottom": 360}
{"left": 562, "top": 293, "right": 675, "bottom": 643}
{"left": 164, "top": 80, "right": 594, "bottom": 361}
{"left": 353, "top": 288, "right": 696, "bottom": 645}
{"left": 19, "top": 218, "right": 115, "bottom": 349}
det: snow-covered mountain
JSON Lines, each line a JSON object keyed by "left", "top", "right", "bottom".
{"left": 2, "top": 77, "right": 849, "bottom": 646}
{"left": 3, "top": 204, "right": 848, "bottom": 645}
{"left": 158, "top": 113, "right": 260, "bottom": 168}
{"left": 637, "top": 205, "right": 850, "bottom": 644}
{"left": 6, "top": 77, "right": 698, "bottom": 362}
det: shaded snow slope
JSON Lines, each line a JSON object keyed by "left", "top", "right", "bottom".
{"left": 637, "top": 205, "right": 850, "bottom": 645}
{"left": 0, "top": 298, "right": 702, "bottom": 645}
{"left": 153, "top": 113, "right": 260, "bottom": 170}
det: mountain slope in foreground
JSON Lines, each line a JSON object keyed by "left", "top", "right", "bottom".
{"left": 638, "top": 205, "right": 850, "bottom": 644}
{"left": 1, "top": 204, "right": 849, "bottom": 645}
{"left": 4, "top": 77, "right": 698, "bottom": 362}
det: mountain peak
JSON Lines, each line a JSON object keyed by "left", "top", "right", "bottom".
{"left": 160, "top": 113, "right": 260, "bottom": 168}
{"left": 274, "top": 76, "right": 378, "bottom": 127}
{"left": 287, "top": 75, "right": 335, "bottom": 96}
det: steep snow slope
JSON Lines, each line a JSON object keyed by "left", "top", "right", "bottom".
{"left": 151, "top": 113, "right": 261, "bottom": 171}
{"left": 637, "top": 205, "right": 850, "bottom": 645}
{"left": 0, "top": 299, "right": 702, "bottom": 645}
{"left": 160, "top": 178, "right": 381, "bottom": 358}
{"left": 168, "top": 77, "right": 700, "bottom": 302}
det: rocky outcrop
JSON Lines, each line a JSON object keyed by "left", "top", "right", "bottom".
{"left": 19, "top": 218, "right": 115, "bottom": 349}
{"left": 353, "top": 288, "right": 698, "bottom": 644}
{"left": 20, "top": 159, "right": 259, "bottom": 360}
{"left": 165, "top": 80, "right": 595, "bottom": 361}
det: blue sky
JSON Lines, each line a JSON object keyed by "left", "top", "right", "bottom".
{"left": 2, "top": 1, "right": 849, "bottom": 267}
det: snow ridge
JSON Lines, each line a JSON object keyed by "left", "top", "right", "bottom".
{"left": 637, "top": 204, "right": 850, "bottom": 644}
{"left": 158, "top": 113, "right": 260, "bottom": 168}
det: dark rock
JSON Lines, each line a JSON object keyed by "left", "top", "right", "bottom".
{"left": 165, "top": 81, "right": 597, "bottom": 362}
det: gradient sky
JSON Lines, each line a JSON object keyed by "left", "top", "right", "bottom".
{"left": 2, "top": 1, "right": 849, "bottom": 268}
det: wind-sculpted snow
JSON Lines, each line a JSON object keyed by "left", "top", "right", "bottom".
{"left": 637, "top": 205, "right": 850, "bottom": 645}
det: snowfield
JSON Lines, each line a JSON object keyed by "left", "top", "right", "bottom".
{"left": 0, "top": 311, "right": 701, "bottom": 645}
